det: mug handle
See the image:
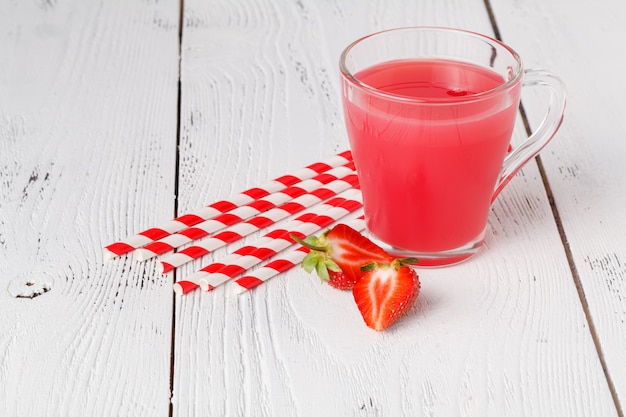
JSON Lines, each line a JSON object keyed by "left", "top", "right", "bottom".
{"left": 492, "top": 69, "right": 567, "bottom": 202}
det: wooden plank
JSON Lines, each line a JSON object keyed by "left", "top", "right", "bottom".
{"left": 490, "top": 0, "right": 626, "bottom": 410}
{"left": 0, "top": 0, "right": 179, "bottom": 415}
{"left": 173, "top": 0, "right": 617, "bottom": 415}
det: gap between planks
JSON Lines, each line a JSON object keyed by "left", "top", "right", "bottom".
{"left": 169, "top": 0, "right": 186, "bottom": 416}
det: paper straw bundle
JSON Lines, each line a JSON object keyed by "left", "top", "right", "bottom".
{"left": 138, "top": 164, "right": 358, "bottom": 265}
{"left": 103, "top": 150, "right": 352, "bottom": 259}
{"left": 104, "top": 151, "right": 365, "bottom": 295}
{"left": 158, "top": 171, "right": 358, "bottom": 273}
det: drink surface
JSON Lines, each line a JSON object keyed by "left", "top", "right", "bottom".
{"left": 355, "top": 58, "right": 503, "bottom": 99}
{"left": 343, "top": 59, "right": 520, "bottom": 253}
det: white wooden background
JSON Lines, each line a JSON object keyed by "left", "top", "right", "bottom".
{"left": 0, "top": 0, "right": 624, "bottom": 416}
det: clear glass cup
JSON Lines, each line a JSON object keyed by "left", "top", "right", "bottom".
{"left": 339, "top": 27, "right": 566, "bottom": 266}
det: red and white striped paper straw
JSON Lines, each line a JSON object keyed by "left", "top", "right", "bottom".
{"left": 134, "top": 163, "right": 357, "bottom": 262}
{"left": 232, "top": 216, "right": 366, "bottom": 294}
{"left": 103, "top": 150, "right": 352, "bottom": 259}
{"left": 159, "top": 173, "right": 359, "bottom": 273}
{"left": 172, "top": 238, "right": 272, "bottom": 294}
{"left": 172, "top": 188, "right": 362, "bottom": 295}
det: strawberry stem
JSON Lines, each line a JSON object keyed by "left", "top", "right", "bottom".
{"left": 290, "top": 233, "right": 328, "bottom": 252}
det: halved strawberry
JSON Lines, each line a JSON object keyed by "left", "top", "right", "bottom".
{"left": 352, "top": 259, "right": 420, "bottom": 331}
{"left": 292, "top": 223, "right": 393, "bottom": 290}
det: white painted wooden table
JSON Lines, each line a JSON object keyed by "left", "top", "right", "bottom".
{"left": 1, "top": 0, "right": 624, "bottom": 416}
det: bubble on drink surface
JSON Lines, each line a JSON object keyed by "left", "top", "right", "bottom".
{"left": 447, "top": 88, "right": 469, "bottom": 97}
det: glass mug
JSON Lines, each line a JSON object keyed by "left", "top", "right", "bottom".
{"left": 339, "top": 27, "right": 566, "bottom": 266}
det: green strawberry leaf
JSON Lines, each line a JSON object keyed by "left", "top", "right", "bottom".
{"left": 315, "top": 261, "right": 330, "bottom": 282}
{"left": 301, "top": 252, "right": 319, "bottom": 273}
{"left": 325, "top": 259, "right": 342, "bottom": 273}
{"left": 361, "top": 262, "right": 379, "bottom": 272}
{"left": 399, "top": 257, "right": 419, "bottom": 266}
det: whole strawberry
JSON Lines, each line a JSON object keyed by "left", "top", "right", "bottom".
{"left": 292, "top": 224, "right": 393, "bottom": 290}
{"left": 352, "top": 259, "right": 420, "bottom": 331}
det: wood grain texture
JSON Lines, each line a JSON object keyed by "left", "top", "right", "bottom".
{"left": 1, "top": 0, "right": 621, "bottom": 415}
{"left": 173, "top": 0, "right": 617, "bottom": 416}
{"left": 491, "top": 0, "right": 626, "bottom": 410}
{"left": 0, "top": 0, "right": 179, "bottom": 416}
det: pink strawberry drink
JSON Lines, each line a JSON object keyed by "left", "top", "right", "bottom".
{"left": 340, "top": 27, "right": 572, "bottom": 266}
{"left": 343, "top": 58, "right": 520, "bottom": 261}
